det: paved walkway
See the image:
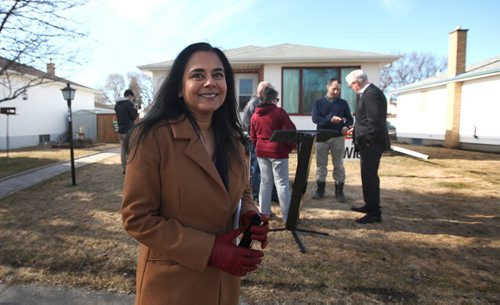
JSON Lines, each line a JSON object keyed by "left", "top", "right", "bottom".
{"left": 0, "top": 147, "right": 120, "bottom": 200}
{"left": 0, "top": 283, "right": 134, "bottom": 305}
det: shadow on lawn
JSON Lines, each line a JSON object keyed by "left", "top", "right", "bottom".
{"left": 0, "top": 161, "right": 137, "bottom": 290}
{"left": 0, "top": 152, "right": 499, "bottom": 302}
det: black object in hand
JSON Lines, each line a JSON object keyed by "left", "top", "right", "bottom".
{"left": 238, "top": 214, "right": 261, "bottom": 248}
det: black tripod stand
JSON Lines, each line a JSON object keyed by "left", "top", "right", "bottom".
{"left": 269, "top": 130, "right": 328, "bottom": 253}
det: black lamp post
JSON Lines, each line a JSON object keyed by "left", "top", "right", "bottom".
{"left": 61, "top": 83, "right": 77, "bottom": 186}
{"left": 1, "top": 107, "right": 16, "bottom": 158}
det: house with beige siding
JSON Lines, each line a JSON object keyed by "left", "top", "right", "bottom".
{"left": 138, "top": 43, "right": 398, "bottom": 130}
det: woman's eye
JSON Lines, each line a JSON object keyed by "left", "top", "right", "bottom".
{"left": 213, "top": 72, "right": 225, "bottom": 80}
{"left": 191, "top": 73, "right": 204, "bottom": 80}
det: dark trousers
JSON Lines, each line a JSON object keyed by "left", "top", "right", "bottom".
{"left": 359, "top": 142, "right": 384, "bottom": 216}
{"left": 249, "top": 143, "right": 260, "bottom": 200}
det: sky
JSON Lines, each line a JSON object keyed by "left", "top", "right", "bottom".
{"left": 64, "top": 0, "right": 500, "bottom": 88}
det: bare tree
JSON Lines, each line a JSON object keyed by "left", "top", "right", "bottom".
{"left": 127, "top": 71, "right": 153, "bottom": 106}
{"left": 101, "top": 72, "right": 153, "bottom": 106}
{"left": 380, "top": 52, "right": 448, "bottom": 92}
{"left": 128, "top": 74, "right": 141, "bottom": 102}
{"left": 102, "top": 73, "right": 126, "bottom": 103}
{"left": 0, "top": 0, "right": 88, "bottom": 103}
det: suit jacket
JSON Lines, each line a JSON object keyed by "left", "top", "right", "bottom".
{"left": 354, "top": 83, "right": 391, "bottom": 150}
{"left": 121, "top": 118, "right": 258, "bottom": 305}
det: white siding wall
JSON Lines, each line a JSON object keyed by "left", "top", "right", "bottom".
{"left": 395, "top": 85, "right": 448, "bottom": 140}
{"left": 361, "top": 63, "right": 385, "bottom": 87}
{"left": 152, "top": 71, "right": 167, "bottom": 97}
{"left": 460, "top": 75, "right": 500, "bottom": 145}
{"left": 0, "top": 80, "right": 96, "bottom": 149}
{"left": 395, "top": 74, "right": 500, "bottom": 148}
{"left": 261, "top": 64, "right": 282, "bottom": 98}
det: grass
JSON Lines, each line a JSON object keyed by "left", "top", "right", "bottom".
{"left": 0, "top": 144, "right": 119, "bottom": 179}
{"left": 0, "top": 143, "right": 499, "bottom": 304}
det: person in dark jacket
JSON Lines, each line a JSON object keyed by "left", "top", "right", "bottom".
{"left": 114, "top": 89, "right": 138, "bottom": 174}
{"left": 242, "top": 81, "right": 274, "bottom": 201}
{"left": 311, "top": 78, "right": 353, "bottom": 202}
{"left": 345, "top": 69, "right": 391, "bottom": 224}
{"left": 250, "top": 87, "right": 296, "bottom": 223}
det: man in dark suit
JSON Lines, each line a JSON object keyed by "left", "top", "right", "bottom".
{"left": 345, "top": 70, "right": 390, "bottom": 224}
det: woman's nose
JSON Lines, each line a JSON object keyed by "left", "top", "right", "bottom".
{"left": 204, "top": 77, "right": 216, "bottom": 86}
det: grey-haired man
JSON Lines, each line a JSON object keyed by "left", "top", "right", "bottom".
{"left": 345, "top": 70, "right": 390, "bottom": 224}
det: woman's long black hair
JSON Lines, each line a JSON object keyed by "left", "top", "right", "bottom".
{"left": 125, "top": 42, "right": 248, "bottom": 164}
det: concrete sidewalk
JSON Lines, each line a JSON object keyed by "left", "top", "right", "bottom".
{"left": 0, "top": 283, "right": 134, "bottom": 305}
{"left": 0, "top": 147, "right": 120, "bottom": 200}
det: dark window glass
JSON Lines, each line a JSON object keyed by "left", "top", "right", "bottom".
{"left": 283, "top": 67, "right": 359, "bottom": 115}
{"left": 239, "top": 79, "right": 254, "bottom": 111}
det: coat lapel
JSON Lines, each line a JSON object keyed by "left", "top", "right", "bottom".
{"left": 169, "top": 118, "right": 228, "bottom": 197}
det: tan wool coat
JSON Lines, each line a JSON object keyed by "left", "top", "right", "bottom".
{"left": 121, "top": 118, "right": 258, "bottom": 305}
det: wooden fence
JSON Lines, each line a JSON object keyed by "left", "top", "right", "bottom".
{"left": 97, "top": 113, "right": 119, "bottom": 143}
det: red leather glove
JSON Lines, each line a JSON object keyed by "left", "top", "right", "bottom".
{"left": 208, "top": 229, "right": 264, "bottom": 276}
{"left": 240, "top": 211, "right": 270, "bottom": 249}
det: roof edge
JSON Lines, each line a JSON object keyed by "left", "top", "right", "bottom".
{"left": 391, "top": 68, "right": 500, "bottom": 94}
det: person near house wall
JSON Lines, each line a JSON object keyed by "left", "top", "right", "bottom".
{"left": 120, "top": 42, "right": 269, "bottom": 305}
{"left": 114, "top": 89, "right": 138, "bottom": 174}
{"left": 242, "top": 81, "right": 278, "bottom": 202}
{"left": 345, "top": 69, "right": 390, "bottom": 224}
{"left": 311, "top": 78, "right": 353, "bottom": 202}
{"left": 250, "top": 86, "right": 296, "bottom": 223}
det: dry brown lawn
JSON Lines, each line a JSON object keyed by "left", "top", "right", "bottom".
{"left": 0, "top": 144, "right": 498, "bottom": 304}
{"left": 0, "top": 144, "right": 120, "bottom": 179}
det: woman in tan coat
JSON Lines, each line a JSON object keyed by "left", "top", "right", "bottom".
{"left": 121, "top": 42, "right": 269, "bottom": 305}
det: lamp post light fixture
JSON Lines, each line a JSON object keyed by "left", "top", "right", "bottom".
{"left": 1, "top": 107, "right": 16, "bottom": 158}
{"left": 61, "top": 83, "right": 77, "bottom": 186}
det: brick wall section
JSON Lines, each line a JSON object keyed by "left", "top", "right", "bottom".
{"left": 447, "top": 28, "right": 468, "bottom": 77}
{"left": 444, "top": 28, "right": 467, "bottom": 148}
{"left": 444, "top": 82, "right": 462, "bottom": 148}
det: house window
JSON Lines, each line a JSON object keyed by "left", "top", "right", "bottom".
{"left": 39, "top": 134, "right": 50, "bottom": 145}
{"left": 283, "top": 67, "right": 359, "bottom": 114}
{"left": 238, "top": 78, "right": 254, "bottom": 111}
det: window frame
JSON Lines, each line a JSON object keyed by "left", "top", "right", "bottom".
{"left": 282, "top": 66, "right": 360, "bottom": 115}
{"left": 236, "top": 74, "right": 258, "bottom": 111}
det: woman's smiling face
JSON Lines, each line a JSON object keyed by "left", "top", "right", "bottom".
{"left": 180, "top": 51, "right": 227, "bottom": 119}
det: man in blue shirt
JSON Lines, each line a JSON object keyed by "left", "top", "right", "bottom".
{"left": 311, "top": 78, "right": 353, "bottom": 202}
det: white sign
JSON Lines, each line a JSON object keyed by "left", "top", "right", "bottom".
{"left": 343, "top": 138, "right": 360, "bottom": 160}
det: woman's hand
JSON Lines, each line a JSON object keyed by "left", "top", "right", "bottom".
{"left": 240, "top": 211, "right": 270, "bottom": 249}
{"left": 208, "top": 229, "right": 263, "bottom": 276}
